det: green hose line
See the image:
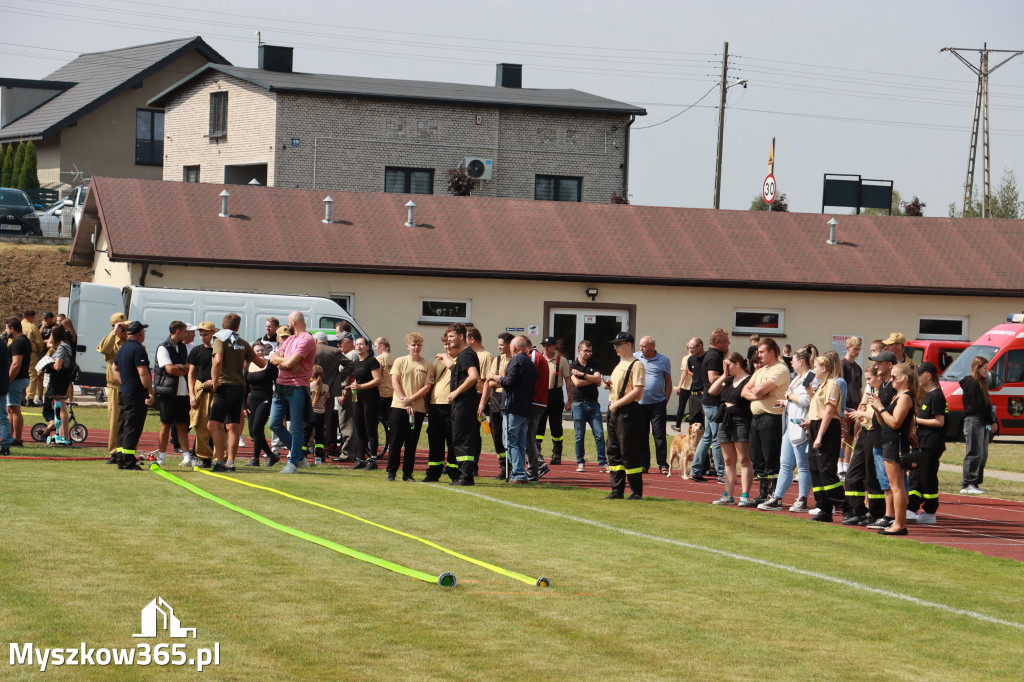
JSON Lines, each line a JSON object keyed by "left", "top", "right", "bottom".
{"left": 197, "top": 468, "right": 545, "bottom": 586}
{"left": 149, "top": 465, "right": 451, "bottom": 586}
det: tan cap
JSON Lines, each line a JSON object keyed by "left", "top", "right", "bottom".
{"left": 197, "top": 321, "right": 217, "bottom": 332}
{"left": 110, "top": 312, "right": 128, "bottom": 324}
{"left": 277, "top": 325, "right": 293, "bottom": 338}
{"left": 883, "top": 332, "right": 907, "bottom": 346}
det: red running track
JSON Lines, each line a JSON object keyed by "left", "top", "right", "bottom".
{"left": 37, "top": 429, "right": 1024, "bottom": 563}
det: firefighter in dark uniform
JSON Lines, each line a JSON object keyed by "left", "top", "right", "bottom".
{"left": 444, "top": 323, "right": 480, "bottom": 486}
{"left": 603, "top": 331, "right": 647, "bottom": 499}
{"left": 537, "top": 336, "right": 572, "bottom": 464}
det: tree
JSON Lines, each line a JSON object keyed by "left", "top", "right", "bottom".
{"left": 445, "top": 166, "right": 477, "bottom": 196}
{"left": 610, "top": 187, "right": 630, "bottom": 204}
{"left": 901, "top": 196, "right": 925, "bottom": 217}
{"left": 0, "top": 144, "right": 10, "bottom": 187}
{"left": 948, "top": 169, "right": 1021, "bottom": 219}
{"left": 20, "top": 140, "right": 39, "bottom": 190}
{"left": 749, "top": 192, "right": 789, "bottom": 212}
{"left": 10, "top": 141, "right": 26, "bottom": 188}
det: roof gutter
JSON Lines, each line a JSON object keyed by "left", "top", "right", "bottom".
{"left": 105, "top": 255, "right": 1024, "bottom": 299}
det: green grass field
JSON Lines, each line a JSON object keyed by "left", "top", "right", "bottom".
{"left": 3, "top": 454, "right": 1024, "bottom": 679}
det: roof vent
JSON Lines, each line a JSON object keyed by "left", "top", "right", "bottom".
{"left": 404, "top": 200, "right": 416, "bottom": 227}
{"left": 219, "top": 189, "right": 230, "bottom": 217}
{"left": 495, "top": 63, "right": 522, "bottom": 88}
{"left": 259, "top": 45, "right": 294, "bottom": 73}
{"left": 322, "top": 196, "right": 334, "bottom": 224}
{"left": 826, "top": 218, "right": 838, "bottom": 245}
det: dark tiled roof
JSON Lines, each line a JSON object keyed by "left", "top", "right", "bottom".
{"left": 0, "top": 37, "right": 228, "bottom": 141}
{"left": 149, "top": 64, "right": 646, "bottom": 115}
{"left": 72, "top": 176, "right": 1024, "bottom": 297}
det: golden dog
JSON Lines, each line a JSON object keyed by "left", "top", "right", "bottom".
{"left": 668, "top": 421, "right": 703, "bottom": 478}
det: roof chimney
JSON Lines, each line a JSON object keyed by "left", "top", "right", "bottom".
{"left": 259, "top": 45, "right": 294, "bottom": 73}
{"left": 495, "top": 63, "right": 522, "bottom": 88}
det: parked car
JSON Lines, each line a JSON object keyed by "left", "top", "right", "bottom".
{"left": 35, "top": 199, "right": 65, "bottom": 237}
{"left": 904, "top": 339, "right": 970, "bottom": 373}
{"left": 940, "top": 313, "right": 1024, "bottom": 440}
{"left": 0, "top": 188, "right": 43, "bottom": 236}
{"left": 60, "top": 184, "right": 88, "bottom": 237}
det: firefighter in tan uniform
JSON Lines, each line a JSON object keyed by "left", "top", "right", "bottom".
{"left": 468, "top": 327, "right": 493, "bottom": 472}
{"left": 374, "top": 337, "right": 395, "bottom": 460}
{"left": 424, "top": 336, "right": 456, "bottom": 482}
{"left": 96, "top": 313, "right": 128, "bottom": 461}
{"left": 21, "top": 310, "right": 45, "bottom": 404}
{"left": 603, "top": 331, "right": 646, "bottom": 499}
{"left": 487, "top": 332, "right": 514, "bottom": 477}
{"left": 538, "top": 336, "right": 572, "bottom": 464}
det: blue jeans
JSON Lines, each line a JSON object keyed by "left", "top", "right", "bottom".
{"left": 0, "top": 390, "right": 11, "bottom": 447}
{"left": 572, "top": 401, "right": 607, "bottom": 466}
{"left": 269, "top": 385, "right": 311, "bottom": 465}
{"left": 504, "top": 412, "right": 530, "bottom": 482}
{"left": 691, "top": 404, "right": 723, "bottom": 478}
{"left": 872, "top": 446, "right": 890, "bottom": 491}
{"left": 776, "top": 436, "right": 810, "bottom": 500}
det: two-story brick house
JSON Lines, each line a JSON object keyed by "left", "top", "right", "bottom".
{"left": 150, "top": 46, "right": 646, "bottom": 202}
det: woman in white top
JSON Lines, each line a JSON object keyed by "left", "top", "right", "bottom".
{"left": 760, "top": 345, "right": 815, "bottom": 512}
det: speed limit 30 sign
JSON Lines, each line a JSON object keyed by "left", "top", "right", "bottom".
{"left": 763, "top": 174, "right": 777, "bottom": 204}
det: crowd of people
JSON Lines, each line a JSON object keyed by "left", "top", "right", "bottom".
{"left": 2, "top": 312, "right": 996, "bottom": 535}
{"left": 1, "top": 310, "right": 81, "bottom": 453}
{"left": 673, "top": 330, "right": 993, "bottom": 535}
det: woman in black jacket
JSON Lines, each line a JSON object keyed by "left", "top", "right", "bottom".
{"left": 959, "top": 355, "right": 993, "bottom": 495}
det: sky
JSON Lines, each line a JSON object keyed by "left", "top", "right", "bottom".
{"left": 5, "top": 0, "right": 1024, "bottom": 215}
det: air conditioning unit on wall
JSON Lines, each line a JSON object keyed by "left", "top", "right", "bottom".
{"left": 463, "top": 157, "right": 493, "bottom": 181}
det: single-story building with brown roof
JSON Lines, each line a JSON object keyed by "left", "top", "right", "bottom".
{"left": 69, "top": 176, "right": 1024, "bottom": 386}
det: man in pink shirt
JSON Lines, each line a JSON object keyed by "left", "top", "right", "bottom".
{"left": 268, "top": 311, "right": 317, "bottom": 473}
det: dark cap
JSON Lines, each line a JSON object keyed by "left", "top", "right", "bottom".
{"left": 541, "top": 336, "right": 557, "bottom": 346}
{"left": 338, "top": 332, "right": 354, "bottom": 342}
{"left": 917, "top": 361, "right": 939, "bottom": 376}
{"left": 43, "top": 311, "right": 55, "bottom": 319}
{"left": 611, "top": 331, "right": 634, "bottom": 345}
{"left": 125, "top": 321, "right": 148, "bottom": 334}
{"left": 868, "top": 350, "right": 898, "bottom": 363}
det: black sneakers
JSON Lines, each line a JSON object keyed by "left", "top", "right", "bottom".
{"left": 604, "top": 491, "right": 624, "bottom": 500}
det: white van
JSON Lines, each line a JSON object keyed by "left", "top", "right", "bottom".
{"left": 69, "top": 282, "right": 367, "bottom": 387}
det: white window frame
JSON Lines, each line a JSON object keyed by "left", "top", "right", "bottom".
{"left": 732, "top": 308, "right": 785, "bottom": 336}
{"left": 419, "top": 299, "right": 471, "bottom": 324}
{"left": 917, "top": 315, "right": 969, "bottom": 341}
{"left": 328, "top": 294, "right": 353, "bottom": 314}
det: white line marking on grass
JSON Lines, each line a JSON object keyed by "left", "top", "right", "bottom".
{"left": 445, "top": 488, "right": 1024, "bottom": 631}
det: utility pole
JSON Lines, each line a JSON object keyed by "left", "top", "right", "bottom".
{"left": 713, "top": 41, "right": 729, "bottom": 210}
{"left": 942, "top": 44, "right": 1023, "bottom": 218}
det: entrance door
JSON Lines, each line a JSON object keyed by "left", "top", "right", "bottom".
{"left": 550, "top": 307, "right": 630, "bottom": 376}
{"left": 550, "top": 308, "right": 629, "bottom": 413}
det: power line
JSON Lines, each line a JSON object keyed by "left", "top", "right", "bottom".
{"left": 632, "top": 84, "right": 719, "bottom": 129}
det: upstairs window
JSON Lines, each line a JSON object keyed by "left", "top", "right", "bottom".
{"left": 183, "top": 166, "right": 200, "bottom": 183}
{"left": 535, "top": 175, "right": 582, "bottom": 202}
{"left": 135, "top": 110, "right": 163, "bottom": 165}
{"left": 385, "top": 167, "right": 434, "bottom": 194}
{"left": 209, "top": 92, "right": 228, "bottom": 138}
